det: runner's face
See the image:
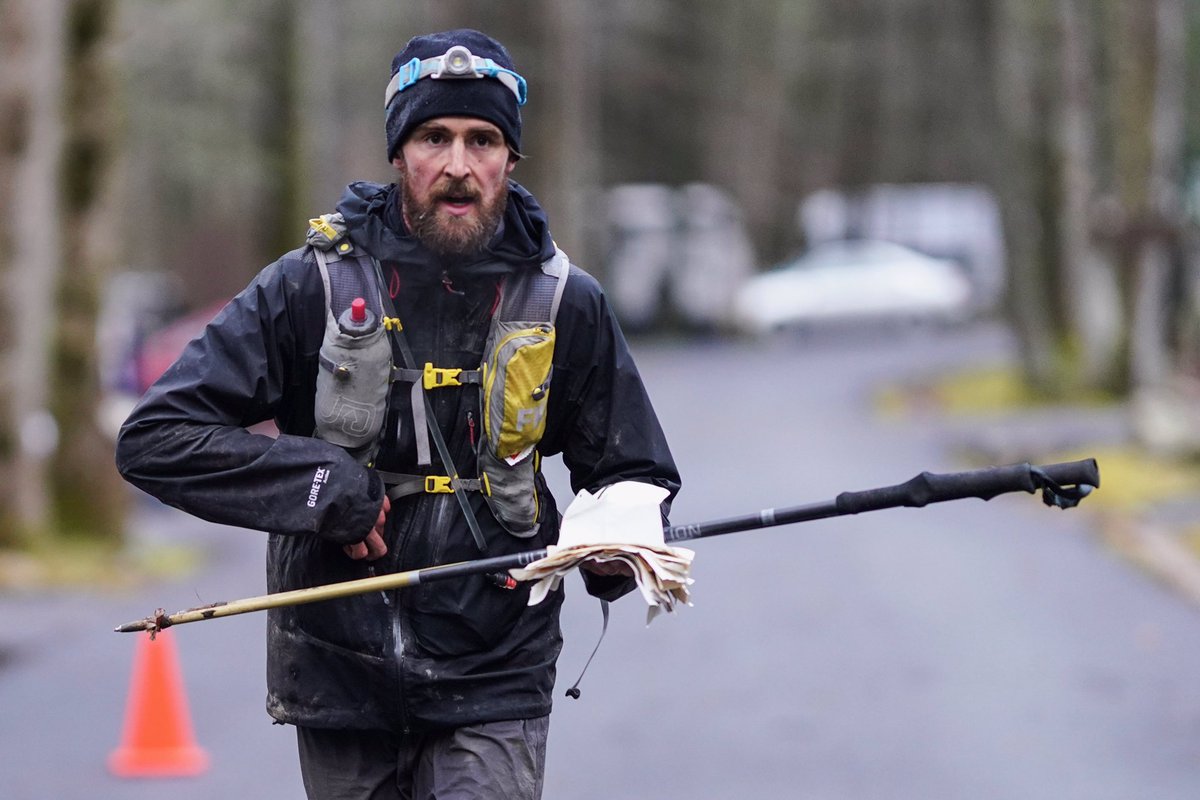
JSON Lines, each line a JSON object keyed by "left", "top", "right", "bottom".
{"left": 393, "top": 117, "right": 516, "bottom": 259}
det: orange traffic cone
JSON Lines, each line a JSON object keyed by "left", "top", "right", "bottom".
{"left": 108, "top": 628, "right": 210, "bottom": 777}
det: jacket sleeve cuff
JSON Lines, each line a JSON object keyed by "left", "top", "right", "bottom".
{"left": 579, "top": 569, "right": 636, "bottom": 602}
{"left": 317, "top": 468, "right": 386, "bottom": 546}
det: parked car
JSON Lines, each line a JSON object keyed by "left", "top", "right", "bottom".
{"left": 731, "top": 239, "right": 976, "bottom": 335}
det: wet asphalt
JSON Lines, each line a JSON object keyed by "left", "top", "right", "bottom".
{"left": 3, "top": 321, "right": 1198, "bottom": 799}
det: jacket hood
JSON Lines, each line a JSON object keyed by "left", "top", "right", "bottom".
{"left": 336, "top": 180, "right": 556, "bottom": 281}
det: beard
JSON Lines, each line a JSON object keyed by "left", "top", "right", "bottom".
{"left": 399, "top": 171, "right": 509, "bottom": 262}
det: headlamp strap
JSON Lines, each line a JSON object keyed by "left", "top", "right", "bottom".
{"left": 385, "top": 46, "right": 528, "bottom": 108}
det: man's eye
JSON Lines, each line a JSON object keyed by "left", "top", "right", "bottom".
{"left": 425, "top": 132, "right": 446, "bottom": 145}
{"left": 471, "top": 134, "right": 498, "bottom": 148}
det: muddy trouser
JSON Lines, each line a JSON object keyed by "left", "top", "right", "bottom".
{"left": 296, "top": 717, "right": 549, "bottom": 800}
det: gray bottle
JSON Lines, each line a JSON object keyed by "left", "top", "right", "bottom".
{"left": 314, "top": 296, "right": 392, "bottom": 463}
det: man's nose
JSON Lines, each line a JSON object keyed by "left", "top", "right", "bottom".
{"left": 443, "top": 139, "right": 469, "bottom": 177}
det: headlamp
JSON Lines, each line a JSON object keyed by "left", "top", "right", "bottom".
{"left": 385, "top": 45, "right": 528, "bottom": 108}
{"left": 439, "top": 45, "right": 474, "bottom": 76}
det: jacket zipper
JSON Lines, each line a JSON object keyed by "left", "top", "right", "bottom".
{"left": 390, "top": 505, "right": 410, "bottom": 736}
{"left": 391, "top": 286, "right": 450, "bottom": 736}
{"left": 391, "top": 607, "right": 408, "bottom": 736}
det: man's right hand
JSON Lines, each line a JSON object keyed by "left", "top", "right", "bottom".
{"left": 344, "top": 495, "right": 390, "bottom": 561}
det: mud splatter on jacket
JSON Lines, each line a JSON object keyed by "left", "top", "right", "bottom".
{"left": 115, "top": 180, "right": 680, "bottom": 732}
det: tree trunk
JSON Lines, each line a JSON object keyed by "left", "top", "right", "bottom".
{"left": 2, "top": 0, "right": 66, "bottom": 544}
{"left": 1123, "top": 0, "right": 1199, "bottom": 453}
{"left": 1127, "top": 0, "right": 1186, "bottom": 391}
{"left": 697, "top": 1, "right": 801, "bottom": 261}
{"left": 1056, "top": 0, "right": 1123, "bottom": 388}
{"left": 294, "top": 0, "right": 345, "bottom": 216}
{"left": 989, "top": 0, "right": 1058, "bottom": 391}
{"left": 540, "top": 0, "right": 601, "bottom": 271}
{"left": 50, "top": 0, "right": 126, "bottom": 540}
{"left": 256, "top": 0, "right": 302, "bottom": 261}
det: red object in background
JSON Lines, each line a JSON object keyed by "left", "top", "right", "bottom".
{"left": 130, "top": 299, "right": 280, "bottom": 437}
{"left": 134, "top": 301, "right": 227, "bottom": 394}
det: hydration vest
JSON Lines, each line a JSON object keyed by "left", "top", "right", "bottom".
{"left": 307, "top": 212, "right": 569, "bottom": 540}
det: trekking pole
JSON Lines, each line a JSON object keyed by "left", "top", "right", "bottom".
{"left": 114, "top": 458, "right": 1098, "bottom": 634}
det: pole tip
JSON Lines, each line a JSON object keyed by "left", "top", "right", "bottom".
{"left": 114, "top": 608, "right": 168, "bottom": 634}
{"left": 114, "top": 619, "right": 150, "bottom": 633}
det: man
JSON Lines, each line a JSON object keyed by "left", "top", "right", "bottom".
{"left": 115, "top": 28, "right": 679, "bottom": 800}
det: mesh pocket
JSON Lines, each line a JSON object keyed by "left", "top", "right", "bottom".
{"left": 482, "top": 321, "right": 555, "bottom": 460}
{"left": 478, "top": 320, "right": 555, "bottom": 535}
{"left": 478, "top": 448, "right": 540, "bottom": 537}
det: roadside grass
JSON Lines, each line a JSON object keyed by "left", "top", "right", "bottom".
{"left": 876, "top": 365, "right": 1115, "bottom": 419}
{"left": 879, "top": 363, "right": 1200, "bottom": 602}
{"left": 0, "top": 534, "right": 201, "bottom": 592}
{"left": 877, "top": 364, "right": 1200, "bottom": 514}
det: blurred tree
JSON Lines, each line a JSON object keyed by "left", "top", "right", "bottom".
{"left": 293, "top": 0, "right": 345, "bottom": 218}
{"left": 994, "top": 0, "right": 1195, "bottom": 406}
{"left": 1108, "top": 0, "right": 1199, "bottom": 449}
{"left": 985, "top": 0, "right": 1200, "bottom": 453}
{"left": 1113, "top": 0, "right": 1189, "bottom": 391}
{"left": 256, "top": 0, "right": 303, "bottom": 259}
{"left": 104, "top": 0, "right": 1200, "bottom": 425}
{"left": 51, "top": 0, "right": 127, "bottom": 541}
{"left": 537, "top": 0, "right": 601, "bottom": 268}
{"left": 697, "top": 0, "right": 810, "bottom": 260}
{"left": 1056, "top": 0, "right": 1122, "bottom": 386}
{"left": 988, "top": 0, "right": 1059, "bottom": 391}
{"left": 0, "top": 0, "right": 125, "bottom": 547}
{"left": 118, "top": 0, "right": 315, "bottom": 301}
{"left": 1, "top": 0, "right": 66, "bottom": 545}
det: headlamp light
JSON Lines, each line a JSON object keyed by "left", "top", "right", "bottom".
{"left": 385, "top": 45, "right": 528, "bottom": 108}
{"left": 440, "top": 46, "right": 474, "bottom": 77}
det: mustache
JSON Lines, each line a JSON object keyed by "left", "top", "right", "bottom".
{"left": 408, "top": 178, "right": 481, "bottom": 224}
{"left": 432, "top": 178, "right": 480, "bottom": 203}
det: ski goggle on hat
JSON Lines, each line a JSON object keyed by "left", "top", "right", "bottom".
{"left": 384, "top": 45, "right": 529, "bottom": 108}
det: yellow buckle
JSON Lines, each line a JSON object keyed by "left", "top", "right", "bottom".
{"left": 423, "top": 362, "right": 463, "bottom": 389}
{"left": 308, "top": 216, "right": 340, "bottom": 241}
{"left": 424, "top": 475, "right": 453, "bottom": 494}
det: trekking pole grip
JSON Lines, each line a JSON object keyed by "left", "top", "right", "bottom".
{"left": 834, "top": 458, "right": 1100, "bottom": 515}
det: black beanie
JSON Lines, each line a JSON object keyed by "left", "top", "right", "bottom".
{"left": 385, "top": 29, "right": 524, "bottom": 160}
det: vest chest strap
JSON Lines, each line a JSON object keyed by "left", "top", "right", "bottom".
{"left": 392, "top": 364, "right": 483, "bottom": 389}
{"left": 378, "top": 471, "right": 488, "bottom": 500}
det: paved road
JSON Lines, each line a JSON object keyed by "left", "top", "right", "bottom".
{"left": 3, "top": 322, "right": 1199, "bottom": 799}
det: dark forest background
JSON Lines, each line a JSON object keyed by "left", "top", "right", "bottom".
{"left": 3, "top": 0, "right": 1199, "bottom": 543}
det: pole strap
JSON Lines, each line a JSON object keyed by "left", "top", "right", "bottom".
{"left": 564, "top": 599, "right": 610, "bottom": 700}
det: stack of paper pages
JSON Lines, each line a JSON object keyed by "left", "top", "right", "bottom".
{"left": 509, "top": 482, "right": 694, "bottom": 623}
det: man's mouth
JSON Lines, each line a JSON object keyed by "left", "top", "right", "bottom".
{"left": 437, "top": 192, "right": 479, "bottom": 217}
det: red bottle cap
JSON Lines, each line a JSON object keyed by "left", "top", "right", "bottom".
{"left": 350, "top": 297, "right": 367, "bottom": 323}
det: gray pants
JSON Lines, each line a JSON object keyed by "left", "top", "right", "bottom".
{"left": 296, "top": 717, "right": 549, "bottom": 800}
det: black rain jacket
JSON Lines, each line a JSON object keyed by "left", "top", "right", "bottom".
{"left": 115, "top": 180, "right": 680, "bottom": 732}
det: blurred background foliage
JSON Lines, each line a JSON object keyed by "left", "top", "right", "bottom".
{"left": 2, "top": 0, "right": 1200, "bottom": 545}
{"left": 115, "top": 0, "right": 1005, "bottom": 292}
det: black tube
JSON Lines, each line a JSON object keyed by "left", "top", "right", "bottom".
{"left": 414, "top": 548, "right": 547, "bottom": 585}
{"left": 666, "top": 459, "right": 1099, "bottom": 541}
{"left": 834, "top": 458, "right": 1099, "bottom": 515}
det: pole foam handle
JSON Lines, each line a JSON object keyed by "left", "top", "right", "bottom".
{"left": 834, "top": 459, "right": 1100, "bottom": 515}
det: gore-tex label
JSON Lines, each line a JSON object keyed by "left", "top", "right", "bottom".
{"left": 307, "top": 467, "right": 330, "bottom": 508}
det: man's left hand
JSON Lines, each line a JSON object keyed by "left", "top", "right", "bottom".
{"left": 580, "top": 558, "right": 634, "bottom": 577}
